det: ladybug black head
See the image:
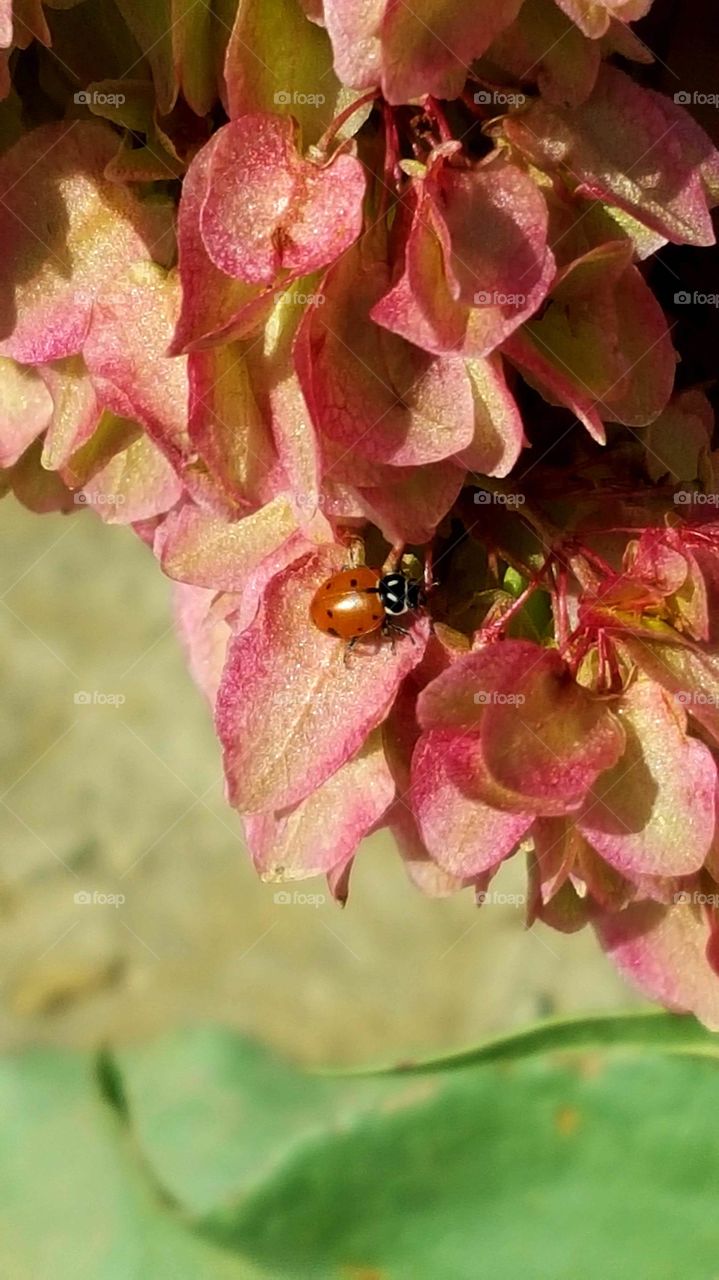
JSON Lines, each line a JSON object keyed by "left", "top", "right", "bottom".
{"left": 378, "top": 572, "right": 424, "bottom": 616}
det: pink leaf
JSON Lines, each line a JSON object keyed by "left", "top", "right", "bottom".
{"left": 417, "top": 641, "right": 625, "bottom": 814}
{"left": 325, "top": 0, "right": 532, "bottom": 114}
{"left": 216, "top": 547, "right": 429, "bottom": 812}
{"left": 390, "top": 803, "right": 473, "bottom": 897}
{"left": 352, "top": 456, "right": 465, "bottom": 544}
{"left": 596, "top": 901, "right": 719, "bottom": 1030}
{"left": 169, "top": 134, "right": 277, "bottom": 355}
{"left": 503, "top": 241, "right": 676, "bottom": 436}
{"left": 200, "top": 114, "right": 366, "bottom": 286}
{"left": 578, "top": 678, "right": 717, "bottom": 877}
{"left": 0, "top": 357, "right": 53, "bottom": 467}
{"left": 503, "top": 65, "right": 719, "bottom": 246}
{"left": 553, "top": 0, "right": 652, "bottom": 39}
{"left": 156, "top": 497, "right": 306, "bottom": 592}
{"left": 322, "top": 0, "right": 384, "bottom": 91}
{"left": 0, "top": 0, "right": 12, "bottom": 47}
{"left": 251, "top": 290, "right": 322, "bottom": 509}
{"left": 83, "top": 262, "right": 190, "bottom": 467}
{"left": 457, "top": 356, "right": 525, "bottom": 476}
{"left": 39, "top": 356, "right": 101, "bottom": 470}
{"left": 619, "top": 639, "right": 719, "bottom": 749}
{"left": 481, "top": 653, "right": 625, "bottom": 812}
{"left": 411, "top": 728, "right": 534, "bottom": 876}
{"left": 530, "top": 815, "right": 582, "bottom": 905}
{"left": 0, "top": 122, "right": 174, "bottom": 363}
{"left": 297, "top": 244, "right": 476, "bottom": 465}
{"left": 73, "top": 431, "right": 183, "bottom": 524}
{"left": 372, "top": 159, "right": 554, "bottom": 358}
{"left": 245, "top": 729, "right": 395, "bottom": 880}
{"left": 173, "top": 582, "right": 234, "bottom": 707}
{"left": 187, "top": 341, "right": 280, "bottom": 508}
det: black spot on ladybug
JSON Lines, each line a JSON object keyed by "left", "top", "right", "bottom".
{"left": 327, "top": 627, "right": 339, "bottom": 638}
{"left": 372, "top": 614, "right": 380, "bottom": 621}
{"left": 326, "top": 609, "right": 333, "bottom": 618}
{"left": 350, "top": 578, "right": 358, "bottom": 587}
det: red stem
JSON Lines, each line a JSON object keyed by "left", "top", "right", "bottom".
{"left": 477, "top": 552, "right": 553, "bottom": 643}
{"left": 425, "top": 96, "right": 454, "bottom": 143}
{"left": 317, "top": 89, "right": 379, "bottom": 152}
{"left": 379, "top": 100, "right": 401, "bottom": 217}
{"left": 552, "top": 563, "right": 570, "bottom": 657}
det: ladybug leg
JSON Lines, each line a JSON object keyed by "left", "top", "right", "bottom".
{"left": 343, "top": 638, "right": 375, "bottom": 666}
{"left": 382, "top": 618, "right": 413, "bottom": 650}
{"left": 343, "top": 636, "right": 360, "bottom": 666}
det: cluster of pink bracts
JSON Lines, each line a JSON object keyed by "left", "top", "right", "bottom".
{"left": 3, "top": 0, "right": 719, "bottom": 1024}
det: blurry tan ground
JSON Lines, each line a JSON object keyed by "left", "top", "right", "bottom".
{"left": 0, "top": 498, "right": 642, "bottom": 1065}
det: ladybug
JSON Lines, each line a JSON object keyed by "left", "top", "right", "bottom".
{"left": 310, "top": 566, "right": 424, "bottom": 643}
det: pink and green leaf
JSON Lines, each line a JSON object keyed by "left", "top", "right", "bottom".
{"left": 216, "top": 547, "right": 429, "bottom": 812}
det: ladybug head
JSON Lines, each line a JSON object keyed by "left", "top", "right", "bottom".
{"left": 378, "top": 572, "right": 424, "bottom": 616}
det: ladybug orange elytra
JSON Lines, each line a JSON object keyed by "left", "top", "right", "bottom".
{"left": 310, "top": 566, "right": 423, "bottom": 642}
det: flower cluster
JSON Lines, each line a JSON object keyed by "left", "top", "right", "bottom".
{"left": 2, "top": 0, "right": 719, "bottom": 1023}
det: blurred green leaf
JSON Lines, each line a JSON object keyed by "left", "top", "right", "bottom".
{"left": 0, "top": 1047, "right": 266, "bottom": 1279}
{"left": 202, "top": 1054, "right": 719, "bottom": 1279}
{"left": 114, "top": 1018, "right": 719, "bottom": 1279}
{"left": 113, "top": 1025, "right": 398, "bottom": 1215}
{"left": 4, "top": 1021, "right": 719, "bottom": 1279}
{"left": 346, "top": 1010, "right": 719, "bottom": 1075}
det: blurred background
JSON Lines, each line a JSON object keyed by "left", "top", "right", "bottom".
{"left": 0, "top": 496, "right": 642, "bottom": 1065}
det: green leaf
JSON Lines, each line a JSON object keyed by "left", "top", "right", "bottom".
{"left": 113, "top": 1025, "right": 396, "bottom": 1215}
{"left": 113, "top": 1018, "right": 719, "bottom": 1279}
{"left": 6, "top": 1022, "right": 719, "bottom": 1278}
{"left": 0, "top": 1047, "right": 266, "bottom": 1280}
{"left": 202, "top": 1053, "right": 719, "bottom": 1279}
{"left": 224, "top": 0, "right": 371, "bottom": 148}
{"left": 344, "top": 1009, "right": 719, "bottom": 1075}
{"left": 113, "top": 0, "right": 233, "bottom": 116}
{"left": 113, "top": 0, "right": 176, "bottom": 115}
